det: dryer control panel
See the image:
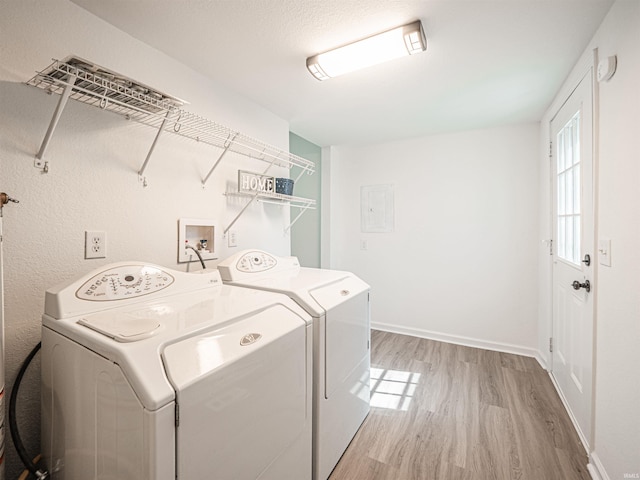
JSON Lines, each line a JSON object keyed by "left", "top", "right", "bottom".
{"left": 45, "top": 261, "right": 222, "bottom": 319}
{"left": 76, "top": 265, "right": 175, "bottom": 301}
{"left": 235, "top": 251, "right": 277, "bottom": 273}
{"left": 218, "top": 250, "right": 300, "bottom": 281}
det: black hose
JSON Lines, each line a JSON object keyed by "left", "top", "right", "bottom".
{"left": 185, "top": 244, "right": 206, "bottom": 269}
{"left": 9, "top": 342, "right": 49, "bottom": 479}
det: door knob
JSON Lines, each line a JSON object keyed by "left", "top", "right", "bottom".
{"left": 572, "top": 280, "right": 591, "bottom": 292}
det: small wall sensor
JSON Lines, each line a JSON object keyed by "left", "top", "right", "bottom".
{"left": 597, "top": 55, "right": 617, "bottom": 82}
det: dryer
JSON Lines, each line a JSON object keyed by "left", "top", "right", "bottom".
{"left": 217, "top": 250, "right": 370, "bottom": 480}
{"left": 41, "top": 262, "right": 312, "bottom": 480}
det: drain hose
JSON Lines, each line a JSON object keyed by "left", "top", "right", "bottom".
{"left": 9, "top": 342, "right": 49, "bottom": 479}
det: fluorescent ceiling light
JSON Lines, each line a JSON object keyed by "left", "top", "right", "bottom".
{"left": 306, "top": 20, "right": 426, "bottom": 81}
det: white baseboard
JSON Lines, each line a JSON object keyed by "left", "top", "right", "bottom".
{"left": 371, "top": 321, "right": 546, "bottom": 366}
{"left": 588, "top": 452, "right": 610, "bottom": 480}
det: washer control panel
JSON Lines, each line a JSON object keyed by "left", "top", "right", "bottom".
{"left": 75, "top": 265, "right": 175, "bottom": 301}
{"left": 236, "top": 251, "right": 277, "bottom": 273}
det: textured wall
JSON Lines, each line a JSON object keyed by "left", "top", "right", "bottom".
{"left": 0, "top": 1, "right": 292, "bottom": 477}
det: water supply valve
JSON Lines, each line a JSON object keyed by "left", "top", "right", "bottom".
{"left": 0, "top": 193, "right": 19, "bottom": 207}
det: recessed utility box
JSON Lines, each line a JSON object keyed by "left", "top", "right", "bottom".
{"left": 178, "top": 218, "right": 217, "bottom": 263}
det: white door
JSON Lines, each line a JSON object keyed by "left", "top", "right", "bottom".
{"left": 550, "top": 70, "right": 594, "bottom": 448}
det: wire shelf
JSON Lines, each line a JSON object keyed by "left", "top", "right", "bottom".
{"left": 225, "top": 191, "right": 316, "bottom": 208}
{"left": 223, "top": 191, "right": 316, "bottom": 234}
{"left": 28, "top": 57, "right": 184, "bottom": 117}
{"left": 170, "top": 110, "right": 315, "bottom": 172}
{"left": 28, "top": 57, "right": 317, "bottom": 233}
{"left": 28, "top": 57, "right": 315, "bottom": 174}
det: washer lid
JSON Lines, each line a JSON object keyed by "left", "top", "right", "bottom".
{"left": 78, "top": 310, "right": 162, "bottom": 342}
{"left": 218, "top": 250, "right": 370, "bottom": 316}
{"left": 163, "top": 303, "right": 306, "bottom": 391}
{"left": 166, "top": 303, "right": 310, "bottom": 479}
{"left": 226, "top": 269, "right": 368, "bottom": 317}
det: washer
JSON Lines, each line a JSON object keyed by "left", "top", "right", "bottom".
{"left": 41, "top": 262, "right": 312, "bottom": 480}
{"left": 217, "top": 250, "right": 371, "bottom": 480}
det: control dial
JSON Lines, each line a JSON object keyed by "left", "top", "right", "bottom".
{"left": 236, "top": 251, "right": 277, "bottom": 273}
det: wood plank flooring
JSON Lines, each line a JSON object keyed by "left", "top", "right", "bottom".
{"left": 329, "top": 330, "right": 590, "bottom": 480}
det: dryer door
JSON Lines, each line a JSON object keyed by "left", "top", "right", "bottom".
{"left": 163, "top": 305, "right": 309, "bottom": 480}
{"left": 310, "top": 277, "right": 370, "bottom": 399}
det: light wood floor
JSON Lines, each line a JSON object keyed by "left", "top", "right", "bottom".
{"left": 329, "top": 330, "right": 590, "bottom": 480}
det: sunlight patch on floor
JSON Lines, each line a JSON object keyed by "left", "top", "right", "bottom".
{"left": 370, "top": 367, "right": 421, "bottom": 411}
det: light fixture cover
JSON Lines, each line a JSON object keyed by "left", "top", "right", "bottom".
{"left": 306, "top": 20, "right": 426, "bottom": 81}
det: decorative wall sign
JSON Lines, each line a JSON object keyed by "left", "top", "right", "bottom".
{"left": 238, "top": 170, "right": 275, "bottom": 194}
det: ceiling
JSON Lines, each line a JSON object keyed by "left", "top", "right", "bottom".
{"left": 70, "top": 0, "right": 613, "bottom": 147}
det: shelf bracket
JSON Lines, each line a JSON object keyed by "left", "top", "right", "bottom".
{"left": 260, "top": 157, "right": 278, "bottom": 175}
{"left": 35, "top": 73, "right": 77, "bottom": 172}
{"left": 284, "top": 203, "right": 313, "bottom": 234}
{"left": 222, "top": 157, "right": 281, "bottom": 232}
{"left": 293, "top": 168, "right": 308, "bottom": 183}
{"left": 223, "top": 192, "right": 259, "bottom": 234}
{"left": 138, "top": 109, "right": 175, "bottom": 186}
{"left": 201, "top": 132, "right": 239, "bottom": 188}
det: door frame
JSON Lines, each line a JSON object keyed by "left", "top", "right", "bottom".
{"left": 546, "top": 53, "right": 599, "bottom": 453}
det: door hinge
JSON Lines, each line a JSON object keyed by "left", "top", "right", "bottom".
{"left": 549, "top": 337, "right": 553, "bottom": 353}
{"left": 549, "top": 141, "right": 553, "bottom": 158}
{"left": 175, "top": 404, "right": 180, "bottom": 427}
{"left": 549, "top": 239, "right": 553, "bottom": 256}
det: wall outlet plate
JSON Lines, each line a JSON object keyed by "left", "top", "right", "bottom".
{"left": 85, "top": 230, "right": 106, "bottom": 259}
{"left": 227, "top": 231, "right": 238, "bottom": 248}
{"left": 598, "top": 238, "right": 612, "bottom": 267}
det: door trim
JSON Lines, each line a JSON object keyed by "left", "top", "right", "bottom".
{"left": 547, "top": 53, "right": 599, "bottom": 453}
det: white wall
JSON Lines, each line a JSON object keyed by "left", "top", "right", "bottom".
{"left": 0, "top": 1, "right": 293, "bottom": 477}
{"left": 593, "top": 4, "right": 640, "bottom": 477}
{"left": 539, "top": 1, "right": 640, "bottom": 478}
{"left": 327, "top": 124, "right": 541, "bottom": 356}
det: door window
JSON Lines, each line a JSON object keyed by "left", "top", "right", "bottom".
{"left": 556, "top": 112, "right": 581, "bottom": 265}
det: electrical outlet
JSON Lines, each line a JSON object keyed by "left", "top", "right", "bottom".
{"left": 228, "top": 231, "right": 238, "bottom": 248}
{"left": 85, "top": 231, "right": 106, "bottom": 259}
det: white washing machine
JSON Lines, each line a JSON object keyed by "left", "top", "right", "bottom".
{"left": 41, "top": 262, "right": 312, "bottom": 480}
{"left": 217, "top": 250, "right": 371, "bottom": 480}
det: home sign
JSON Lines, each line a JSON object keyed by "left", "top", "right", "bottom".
{"left": 238, "top": 170, "right": 275, "bottom": 194}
